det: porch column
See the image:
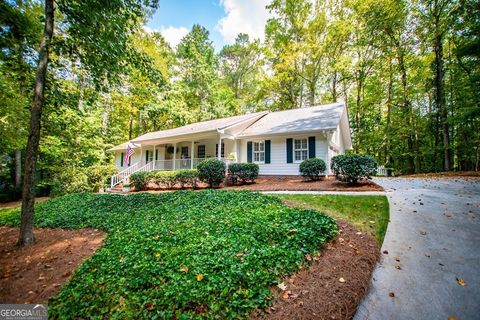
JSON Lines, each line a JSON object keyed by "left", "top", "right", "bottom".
{"left": 153, "top": 145, "right": 156, "bottom": 170}
{"left": 140, "top": 147, "right": 143, "bottom": 166}
{"left": 233, "top": 138, "right": 238, "bottom": 163}
{"left": 191, "top": 140, "right": 195, "bottom": 169}
{"left": 217, "top": 136, "right": 222, "bottom": 160}
{"left": 173, "top": 143, "right": 177, "bottom": 170}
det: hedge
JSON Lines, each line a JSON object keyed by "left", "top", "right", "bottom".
{"left": 331, "top": 154, "right": 378, "bottom": 184}
{"left": 228, "top": 162, "right": 259, "bottom": 185}
{"left": 299, "top": 158, "right": 326, "bottom": 181}
{"left": 130, "top": 169, "right": 199, "bottom": 190}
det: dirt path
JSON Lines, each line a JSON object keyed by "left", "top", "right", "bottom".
{"left": 0, "top": 227, "right": 105, "bottom": 304}
{"left": 251, "top": 220, "right": 379, "bottom": 320}
{"left": 0, "top": 197, "right": 50, "bottom": 209}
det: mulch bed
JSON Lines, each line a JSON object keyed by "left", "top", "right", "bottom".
{"left": 250, "top": 220, "right": 380, "bottom": 320}
{"left": 225, "top": 176, "right": 383, "bottom": 192}
{"left": 0, "top": 227, "right": 105, "bottom": 304}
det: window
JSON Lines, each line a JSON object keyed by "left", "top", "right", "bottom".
{"left": 120, "top": 152, "right": 124, "bottom": 167}
{"left": 294, "top": 138, "right": 308, "bottom": 162}
{"left": 253, "top": 141, "right": 265, "bottom": 163}
{"left": 215, "top": 143, "right": 225, "bottom": 158}
{"left": 197, "top": 145, "right": 205, "bottom": 158}
{"left": 146, "top": 150, "right": 153, "bottom": 162}
{"left": 181, "top": 146, "right": 189, "bottom": 158}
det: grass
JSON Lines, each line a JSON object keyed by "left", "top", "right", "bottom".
{"left": 0, "top": 191, "right": 337, "bottom": 319}
{"left": 278, "top": 195, "right": 389, "bottom": 244}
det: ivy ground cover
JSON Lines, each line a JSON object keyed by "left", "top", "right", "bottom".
{"left": 0, "top": 191, "right": 337, "bottom": 319}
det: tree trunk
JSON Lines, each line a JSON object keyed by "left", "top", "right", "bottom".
{"left": 18, "top": 0, "right": 54, "bottom": 246}
{"left": 385, "top": 58, "right": 393, "bottom": 166}
{"left": 355, "top": 74, "right": 363, "bottom": 154}
{"left": 332, "top": 71, "right": 338, "bottom": 102}
{"left": 129, "top": 110, "right": 133, "bottom": 140}
{"left": 15, "top": 150, "right": 22, "bottom": 188}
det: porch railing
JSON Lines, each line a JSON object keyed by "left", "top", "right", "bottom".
{"left": 110, "top": 162, "right": 140, "bottom": 188}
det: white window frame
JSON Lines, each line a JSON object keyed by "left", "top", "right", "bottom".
{"left": 293, "top": 138, "right": 309, "bottom": 163}
{"left": 252, "top": 140, "right": 265, "bottom": 164}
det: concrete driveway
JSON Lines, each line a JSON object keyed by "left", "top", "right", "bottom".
{"left": 355, "top": 177, "right": 480, "bottom": 320}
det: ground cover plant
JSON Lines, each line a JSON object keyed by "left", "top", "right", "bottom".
{"left": 279, "top": 194, "right": 389, "bottom": 244}
{"left": 0, "top": 191, "right": 337, "bottom": 319}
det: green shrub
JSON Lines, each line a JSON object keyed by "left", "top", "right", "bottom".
{"left": 153, "top": 171, "right": 176, "bottom": 189}
{"left": 0, "top": 191, "right": 337, "bottom": 319}
{"left": 228, "top": 162, "right": 259, "bottom": 185}
{"left": 331, "top": 154, "right": 378, "bottom": 184}
{"left": 299, "top": 158, "right": 326, "bottom": 181}
{"left": 87, "top": 164, "right": 118, "bottom": 192}
{"left": 129, "top": 171, "right": 150, "bottom": 191}
{"left": 197, "top": 159, "right": 226, "bottom": 188}
{"left": 175, "top": 169, "right": 199, "bottom": 189}
{"left": 51, "top": 167, "right": 90, "bottom": 196}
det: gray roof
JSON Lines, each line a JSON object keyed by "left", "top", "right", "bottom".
{"left": 238, "top": 102, "right": 345, "bottom": 137}
{"left": 110, "top": 102, "right": 347, "bottom": 150}
{"left": 131, "top": 112, "right": 266, "bottom": 143}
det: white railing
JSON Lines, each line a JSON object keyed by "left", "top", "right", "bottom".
{"left": 110, "top": 158, "right": 235, "bottom": 188}
{"left": 110, "top": 162, "right": 140, "bottom": 188}
{"left": 376, "top": 166, "right": 393, "bottom": 177}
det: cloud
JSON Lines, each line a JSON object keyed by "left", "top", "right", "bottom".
{"left": 144, "top": 25, "right": 189, "bottom": 48}
{"left": 216, "top": 0, "right": 271, "bottom": 44}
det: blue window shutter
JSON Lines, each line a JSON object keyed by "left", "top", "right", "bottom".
{"left": 247, "top": 142, "right": 253, "bottom": 163}
{"left": 308, "top": 136, "right": 316, "bottom": 158}
{"left": 120, "top": 152, "right": 124, "bottom": 167}
{"left": 265, "top": 140, "right": 271, "bottom": 164}
{"left": 155, "top": 149, "right": 158, "bottom": 160}
{"left": 286, "top": 138, "right": 293, "bottom": 163}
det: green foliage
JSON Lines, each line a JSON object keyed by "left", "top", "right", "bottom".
{"left": 129, "top": 171, "right": 150, "bottom": 191}
{"left": 51, "top": 167, "right": 90, "bottom": 196}
{"left": 228, "top": 163, "right": 259, "bottom": 185}
{"left": 279, "top": 194, "right": 389, "bottom": 244}
{"left": 175, "top": 169, "right": 199, "bottom": 188}
{"left": 152, "top": 171, "right": 177, "bottom": 189}
{"left": 0, "top": 191, "right": 337, "bottom": 318}
{"left": 88, "top": 164, "right": 118, "bottom": 192}
{"left": 331, "top": 154, "right": 378, "bottom": 184}
{"left": 197, "top": 159, "right": 226, "bottom": 188}
{"left": 299, "top": 158, "right": 326, "bottom": 181}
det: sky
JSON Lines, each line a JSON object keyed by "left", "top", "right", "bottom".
{"left": 146, "top": 0, "right": 272, "bottom": 50}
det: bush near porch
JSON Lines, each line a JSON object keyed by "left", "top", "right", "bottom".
{"left": 0, "top": 191, "right": 337, "bottom": 319}
{"left": 129, "top": 160, "right": 260, "bottom": 191}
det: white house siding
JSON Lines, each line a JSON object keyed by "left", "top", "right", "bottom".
{"left": 238, "top": 133, "right": 329, "bottom": 176}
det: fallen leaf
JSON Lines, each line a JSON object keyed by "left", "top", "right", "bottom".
{"left": 388, "top": 292, "right": 395, "bottom": 297}
{"left": 448, "top": 316, "right": 457, "bottom": 320}
{"left": 180, "top": 266, "right": 189, "bottom": 273}
{"left": 146, "top": 302, "right": 155, "bottom": 310}
{"left": 339, "top": 277, "right": 346, "bottom": 283}
{"left": 456, "top": 277, "right": 466, "bottom": 286}
{"left": 154, "top": 253, "right": 161, "bottom": 258}
{"left": 196, "top": 273, "right": 204, "bottom": 281}
{"left": 383, "top": 250, "right": 389, "bottom": 255}
{"left": 277, "top": 282, "right": 287, "bottom": 291}
{"left": 282, "top": 291, "right": 290, "bottom": 299}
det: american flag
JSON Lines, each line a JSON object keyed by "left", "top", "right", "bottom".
{"left": 124, "top": 143, "right": 134, "bottom": 166}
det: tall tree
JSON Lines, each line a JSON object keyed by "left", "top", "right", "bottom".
{"left": 18, "top": 0, "right": 159, "bottom": 245}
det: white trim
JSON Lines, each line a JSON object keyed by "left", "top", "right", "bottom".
{"left": 293, "top": 137, "right": 309, "bottom": 163}
{"left": 253, "top": 140, "right": 265, "bottom": 164}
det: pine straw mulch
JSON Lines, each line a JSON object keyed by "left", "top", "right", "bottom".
{"left": 250, "top": 220, "right": 380, "bottom": 320}
{"left": 0, "top": 227, "right": 105, "bottom": 304}
{"left": 225, "top": 175, "right": 383, "bottom": 192}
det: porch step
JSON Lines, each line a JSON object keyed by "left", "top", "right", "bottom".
{"left": 108, "top": 184, "right": 127, "bottom": 194}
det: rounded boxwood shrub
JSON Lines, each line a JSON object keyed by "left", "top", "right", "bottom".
{"left": 299, "top": 158, "right": 326, "bottom": 181}
{"left": 330, "top": 154, "right": 378, "bottom": 184}
{"left": 197, "top": 159, "right": 226, "bottom": 188}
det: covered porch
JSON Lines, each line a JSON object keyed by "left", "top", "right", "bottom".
{"left": 133, "top": 132, "right": 239, "bottom": 171}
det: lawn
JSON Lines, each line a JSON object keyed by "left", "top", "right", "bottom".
{"left": 0, "top": 191, "right": 337, "bottom": 319}
{"left": 278, "top": 195, "right": 389, "bottom": 243}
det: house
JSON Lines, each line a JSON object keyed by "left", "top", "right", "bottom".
{"left": 108, "top": 102, "right": 352, "bottom": 187}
